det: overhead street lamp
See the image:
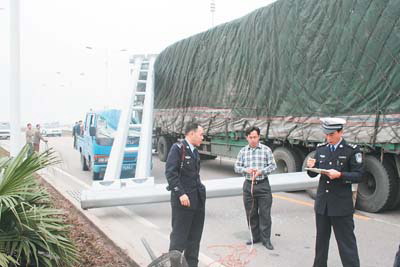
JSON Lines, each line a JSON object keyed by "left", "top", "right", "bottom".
{"left": 210, "top": 0, "right": 216, "bottom": 27}
{"left": 85, "top": 46, "right": 110, "bottom": 95}
{"left": 84, "top": 46, "right": 129, "bottom": 97}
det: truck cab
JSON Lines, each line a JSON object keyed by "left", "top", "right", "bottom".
{"left": 0, "top": 122, "right": 10, "bottom": 140}
{"left": 41, "top": 122, "right": 62, "bottom": 137}
{"left": 76, "top": 109, "right": 139, "bottom": 180}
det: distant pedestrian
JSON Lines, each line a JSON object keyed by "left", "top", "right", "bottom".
{"left": 72, "top": 121, "right": 79, "bottom": 148}
{"left": 78, "top": 120, "right": 83, "bottom": 135}
{"left": 166, "top": 122, "right": 205, "bottom": 267}
{"left": 234, "top": 126, "right": 277, "bottom": 250}
{"left": 306, "top": 118, "right": 363, "bottom": 267}
{"left": 33, "top": 124, "right": 48, "bottom": 152}
{"left": 25, "top": 123, "right": 34, "bottom": 155}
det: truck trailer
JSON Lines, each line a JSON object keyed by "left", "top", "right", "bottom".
{"left": 152, "top": 0, "right": 400, "bottom": 213}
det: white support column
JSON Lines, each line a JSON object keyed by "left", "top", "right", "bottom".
{"left": 9, "top": 0, "right": 22, "bottom": 157}
{"left": 135, "top": 57, "right": 156, "bottom": 179}
{"left": 103, "top": 57, "right": 143, "bottom": 181}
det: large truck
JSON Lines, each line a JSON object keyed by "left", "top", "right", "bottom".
{"left": 152, "top": 0, "right": 400, "bottom": 213}
{"left": 76, "top": 109, "right": 139, "bottom": 180}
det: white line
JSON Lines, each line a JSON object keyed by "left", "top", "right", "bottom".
{"left": 0, "top": 141, "right": 10, "bottom": 150}
{"left": 47, "top": 167, "right": 162, "bottom": 230}
{"left": 117, "top": 206, "right": 160, "bottom": 230}
{"left": 371, "top": 217, "right": 400, "bottom": 228}
{"left": 50, "top": 166, "right": 90, "bottom": 189}
{"left": 116, "top": 207, "right": 224, "bottom": 266}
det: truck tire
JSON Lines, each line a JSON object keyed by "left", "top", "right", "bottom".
{"left": 391, "top": 159, "right": 400, "bottom": 209}
{"left": 158, "top": 136, "right": 172, "bottom": 162}
{"left": 356, "top": 155, "right": 394, "bottom": 213}
{"left": 302, "top": 151, "right": 317, "bottom": 200}
{"left": 273, "top": 147, "right": 302, "bottom": 174}
{"left": 383, "top": 156, "right": 399, "bottom": 210}
{"left": 81, "top": 154, "right": 89, "bottom": 171}
{"left": 292, "top": 146, "right": 307, "bottom": 171}
{"left": 393, "top": 181, "right": 400, "bottom": 209}
{"left": 93, "top": 172, "right": 101, "bottom": 180}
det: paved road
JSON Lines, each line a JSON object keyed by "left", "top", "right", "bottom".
{"left": 2, "top": 137, "right": 400, "bottom": 267}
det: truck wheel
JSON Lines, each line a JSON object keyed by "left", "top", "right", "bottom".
{"left": 81, "top": 154, "right": 89, "bottom": 171}
{"left": 93, "top": 172, "right": 101, "bottom": 180}
{"left": 273, "top": 147, "right": 301, "bottom": 173}
{"left": 356, "top": 155, "right": 395, "bottom": 213}
{"left": 393, "top": 178, "right": 400, "bottom": 209}
{"left": 292, "top": 146, "right": 307, "bottom": 171}
{"left": 158, "top": 136, "right": 172, "bottom": 162}
{"left": 383, "top": 156, "right": 399, "bottom": 210}
{"left": 302, "top": 151, "right": 317, "bottom": 200}
{"left": 391, "top": 156, "right": 400, "bottom": 209}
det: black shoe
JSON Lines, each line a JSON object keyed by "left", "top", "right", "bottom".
{"left": 263, "top": 240, "right": 274, "bottom": 250}
{"left": 246, "top": 239, "right": 260, "bottom": 245}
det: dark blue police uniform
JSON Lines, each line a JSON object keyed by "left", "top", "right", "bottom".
{"left": 166, "top": 140, "right": 206, "bottom": 267}
{"left": 394, "top": 244, "right": 400, "bottom": 267}
{"left": 308, "top": 139, "right": 363, "bottom": 267}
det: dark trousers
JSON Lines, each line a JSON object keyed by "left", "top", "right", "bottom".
{"left": 243, "top": 180, "right": 272, "bottom": 243}
{"left": 394, "top": 244, "right": 400, "bottom": 267}
{"left": 169, "top": 199, "right": 205, "bottom": 267}
{"left": 313, "top": 213, "right": 360, "bottom": 267}
{"left": 27, "top": 143, "right": 34, "bottom": 156}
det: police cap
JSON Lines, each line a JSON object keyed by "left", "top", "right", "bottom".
{"left": 320, "top": 117, "right": 346, "bottom": 134}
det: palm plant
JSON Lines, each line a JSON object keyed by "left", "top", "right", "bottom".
{"left": 0, "top": 145, "right": 79, "bottom": 267}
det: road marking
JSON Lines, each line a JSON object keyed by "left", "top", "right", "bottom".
{"left": 353, "top": 213, "right": 371, "bottom": 221}
{"left": 273, "top": 194, "right": 371, "bottom": 221}
{"left": 117, "top": 206, "right": 160, "bottom": 230}
{"left": 50, "top": 167, "right": 162, "bottom": 228}
{"left": 370, "top": 217, "right": 400, "bottom": 228}
{"left": 273, "top": 194, "right": 314, "bottom": 207}
{"left": 51, "top": 166, "right": 90, "bottom": 189}
{"left": 0, "top": 141, "right": 10, "bottom": 150}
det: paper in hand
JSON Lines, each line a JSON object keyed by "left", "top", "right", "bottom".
{"left": 305, "top": 167, "right": 326, "bottom": 174}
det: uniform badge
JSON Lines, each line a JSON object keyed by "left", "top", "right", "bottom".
{"left": 355, "top": 153, "right": 362, "bottom": 163}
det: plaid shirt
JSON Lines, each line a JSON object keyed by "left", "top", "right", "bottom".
{"left": 234, "top": 143, "right": 277, "bottom": 181}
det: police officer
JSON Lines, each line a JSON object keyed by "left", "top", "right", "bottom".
{"left": 306, "top": 118, "right": 363, "bottom": 267}
{"left": 394, "top": 244, "right": 400, "bottom": 267}
{"left": 166, "top": 122, "right": 206, "bottom": 267}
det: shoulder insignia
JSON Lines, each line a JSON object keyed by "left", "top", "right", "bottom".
{"left": 176, "top": 143, "right": 182, "bottom": 148}
{"left": 346, "top": 143, "right": 358, "bottom": 149}
{"left": 317, "top": 142, "right": 327, "bottom": 147}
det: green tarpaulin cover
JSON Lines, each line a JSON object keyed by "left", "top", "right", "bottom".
{"left": 154, "top": 0, "right": 400, "bottom": 145}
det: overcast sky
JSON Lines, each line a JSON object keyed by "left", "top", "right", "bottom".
{"left": 0, "top": 0, "right": 275, "bottom": 125}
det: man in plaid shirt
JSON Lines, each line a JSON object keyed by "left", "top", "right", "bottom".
{"left": 234, "top": 126, "right": 277, "bottom": 250}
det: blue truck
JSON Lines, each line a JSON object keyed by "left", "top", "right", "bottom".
{"left": 76, "top": 109, "right": 139, "bottom": 180}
